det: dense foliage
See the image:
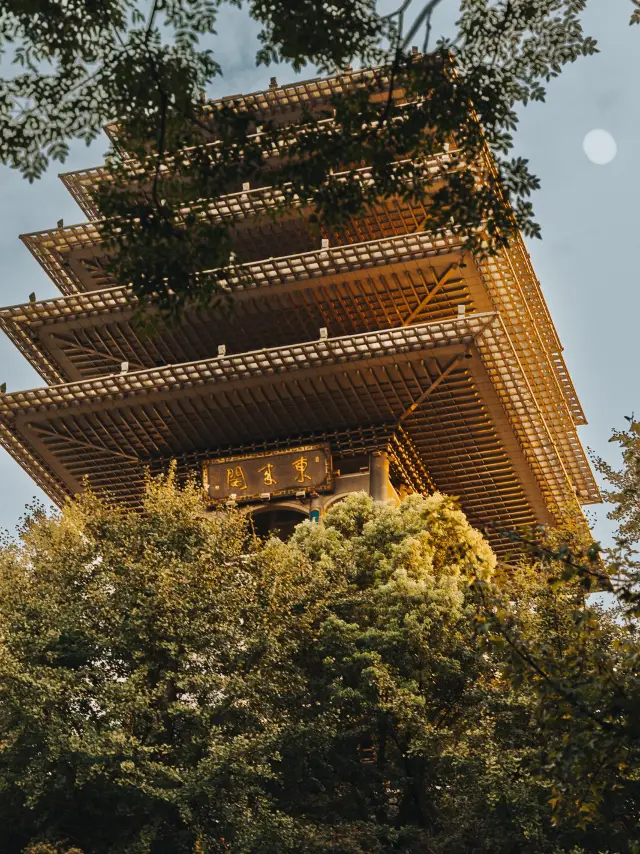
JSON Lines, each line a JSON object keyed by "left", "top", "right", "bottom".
{"left": 0, "top": 472, "right": 634, "bottom": 854}
{"left": 473, "top": 421, "right": 640, "bottom": 848}
{"left": 1, "top": 0, "right": 599, "bottom": 313}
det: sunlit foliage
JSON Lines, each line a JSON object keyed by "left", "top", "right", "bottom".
{"left": 0, "top": 475, "right": 631, "bottom": 852}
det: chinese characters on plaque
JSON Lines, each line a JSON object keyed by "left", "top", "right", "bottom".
{"left": 203, "top": 444, "right": 332, "bottom": 502}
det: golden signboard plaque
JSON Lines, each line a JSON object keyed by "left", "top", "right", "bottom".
{"left": 203, "top": 444, "right": 333, "bottom": 502}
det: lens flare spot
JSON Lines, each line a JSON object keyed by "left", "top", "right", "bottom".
{"left": 583, "top": 129, "right": 617, "bottom": 165}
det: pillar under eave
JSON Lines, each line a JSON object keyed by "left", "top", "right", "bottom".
{"left": 369, "top": 451, "right": 391, "bottom": 502}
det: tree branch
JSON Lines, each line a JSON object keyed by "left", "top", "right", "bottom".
{"left": 477, "top": 585, "right": 620, "bottom": 736}
{"left": 402, "top": 0, "right": 448, "bottom": 51}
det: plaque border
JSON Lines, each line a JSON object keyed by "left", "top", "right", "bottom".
{"left": 202, "top": 443, "right": 333, "bottom": 503}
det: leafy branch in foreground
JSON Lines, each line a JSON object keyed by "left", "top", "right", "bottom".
{"left": 0, "top": 0, "right": 596, "bottom": 316}
{"left": 0, "top": 0, "right": 388, "bottom": 180}
{"left": 95, "top": 0, "right": 597, "bottom": 316}
{"left": 470, "top": 421, "right": 640, "bottom": 839}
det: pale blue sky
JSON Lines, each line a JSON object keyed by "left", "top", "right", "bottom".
{"left": 0, "top": 0, "right": 634, "bottom": 541}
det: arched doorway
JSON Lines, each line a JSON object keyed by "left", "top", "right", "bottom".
{"left": 250, "top": 506, "right": 307, "bottom": 540}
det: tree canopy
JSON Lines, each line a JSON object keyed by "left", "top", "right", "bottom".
{"left": 0, "top": 472, "right": 635, "bottom": 854}
{"left": 469, "top": 420, "right": 640, "bottom": 849}
{"left": 0, "top": 0, "right": 600, "bottom": 314}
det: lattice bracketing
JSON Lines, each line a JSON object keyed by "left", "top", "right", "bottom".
{"left": 0, "top": 288, "right": 134, "bottom": 385}
{"left": 31, "top": 164, "right": 427, "bottom": 293}
{"left": 0, "top": 233, "right": 464, "bottom": 383}
{"left": 62, "top": 116, "right": 339, "bottom": 222}
{"left": 2, "top": 316, "right": 487, "bottom": 412}
{"left": 3, "top": 230, "right": 599, "bottom": 506}
{"left": 0, "top": 315, "right": 494, "bottom": 413}
{"left": 103, "top": 64, "right": 406, "bottom": 152}
{"left": 6, "top": 229, "right": 463, "bottom": 320}
{"left": 202, "top": 65, "right": 398, "bottom": 125}
{"left": 0, "top": 315, "right": 584, "bottom": 534}
{"left": 53, "top": 155, "right": 585, "bottom": 432}
{"left": 21, "top": 188, "right": 441, "bottom": 295}
{"left": 20, "top": 177, "right": 587, "bottom": 432}
{"left": 60, "top": 140, "right": 456, "bottom": 222}
{"left": 500, "top": 235, "right": 585, "bottom": 425}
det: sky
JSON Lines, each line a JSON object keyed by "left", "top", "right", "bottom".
{"left": 0, "top": 0, "right": 635, "bottom": 541}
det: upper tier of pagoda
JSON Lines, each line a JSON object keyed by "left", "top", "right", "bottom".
{"left": 23, "top": 157, "right": 455, "bottom": 292}
{"left": 103, "top": 63, "right": 411, "bottom": 153}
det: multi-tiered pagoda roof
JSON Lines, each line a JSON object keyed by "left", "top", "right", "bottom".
{"left": 0, "top": 68, "right": 599, "bottom": 549}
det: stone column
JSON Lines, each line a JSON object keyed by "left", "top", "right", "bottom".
{"left": 369, "top": 451, "right": 390, "bottom": 502}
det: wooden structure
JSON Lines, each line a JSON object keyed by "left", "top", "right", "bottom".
{"left": 0, "top": 68, "right": 599, "bottom": 548}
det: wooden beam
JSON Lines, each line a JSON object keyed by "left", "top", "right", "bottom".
{"left": 397, "top": 352, "right": 466, "bottom": 425}
{"left": 403, "top": 263, "right": 463, "bottom": 326}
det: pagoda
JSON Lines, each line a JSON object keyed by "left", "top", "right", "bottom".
{"left": 0, "top": 67, "right": 600, "bottom": 548}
